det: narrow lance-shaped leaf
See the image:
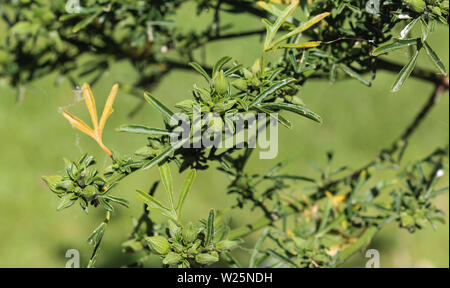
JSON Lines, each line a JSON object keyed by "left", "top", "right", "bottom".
{"left": 371, "top": 39, "right": 419, "bottom": 56}
{"left": 142, "top": 137, "right": 190, "bottom": 170}
{"left": 144, "top": 92, "right": 174, "bottom": 120}
{"left": 400, "top": 18, "right": 420, "bottom": 39}
{"left": 57, "top": 194, "right": 76, "bottom": 211}
{"left": 136, "top": 189, "right": 170, "bottom": 211}
{"left": 254, "top": 106, "right": 292, "bottom": 129}
{"left": 159, "top": 163, "right": 175, "bottom": 209}
{"left": 266, "top": 248, "right": 297, "bottom": 267}
{"left": 117, "top": 125, "right": 175, "bottom": 136}
{"left": 213, "top": 56, "right": 232, "bottom": 77}
{"left": 391, "top": 50, "right": 420, "bottom": 92}
{"left": 339, "top": 64, "right": 371, "bottom": 87}
{"left": 249, "top": 78, "right": 296, "bottom": 107}
{"left": 263, "top": 0, "right": 299, "bottom": 49}
{"left": 189, "top": 62, "right": 212, "bottom": 82}
{"left": 259, "top": 102, "right": 322, "bottom": 123}
{"left": 271, "top": 41, "right": 321, "bottom": 50}
{"left": 176, "top": 169, "right": 197, "bottom": 216}
{"left": 206, "top": 209, "right": 215, "bottom": 246}
{"left": 249, "top": 228, "right": 269, "bottom": 268}
{"left": 272, "top": 12, "right": 331, "bottom": 47}
{"left": 423, "top": 41, "right": 447, "bottom": 75}
{"left": 73, "top": 11, "right": 102, "bottom": 33}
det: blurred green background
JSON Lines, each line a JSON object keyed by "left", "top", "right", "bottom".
{"left": 0, "top": 3, "right": 448, "bottom": 268}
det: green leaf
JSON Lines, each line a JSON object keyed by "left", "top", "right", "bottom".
{"left": 339, "top": 64, "right": 371, "bottom": 87}
{"left": 264, "top": 0, "right": 299, "bottom": 49}
{"left": 88, "top": 222, "right": 106, "bottom": 248}
{"left": 371, "top": 39, "right": 419, "bottom": 56}
{"left": 57, "top": 194, "right": 76, "bottom": 211}
{"left": 318, "top": 199, "right": 332, "bottom": 232}
{"left": 189, "top": 62, "right": 212, "bottom": 82}
{"left": 254, "top": 106, "right": 292, "bottom": 129}
{"left": 400, "top": 18, "right": 420, "bottom": 39}
{"left": 117, "top": 125, "right": 175, "bottom": 136}
{"left": 271, "top": 12, "right": 330, "bottom": 48}
{"left": 142, "top": 137, "right": 190, "bottom": 170}
{"left": 249, "top": 78, "right": 296, "bottom": 107}
{"left": 145, "top": 235, "right": 171, "bottom": 255}
{"left": 423, "top": 41, "right": 447, "bottom": 75}
{"left": 144, "top": 92, "right": 174, "bottom": 120}
{"left": 176, "top": 169, "right": 197, "bottom": 216}
{"left": 213, "top": 56, "right": 232, "bottom": 77}
{"left": 272, "top": 41, "right": 321, "bottom": 51}
{"left": 391, "top": 50, "right": 420, "bottom": 92}
{"left": 72, "top": 11, "right": 102, "bottom": 33}
{"left": 159, "top": 163, "right": 175, "bottom": 209}
{"left": 224, "top": 64, "right": 243, "bottom": 76}
{"left": 42, "top": 175, "right": 63, "bottom": 193}
{"left": 266, "top": 248, "right": 297, "bottom": 267}
{"left": 98, "top": 197, "right": 114, "bottom": 212}
{"left": 136, "top": 189, "right": 170, "bottom": 211}
{"left": 249, "top": 228, "right": 269, "bottom": 268}
{"left": 206, "top": 209, "right": 215, "bottom": 246}
{"left": 103, "top": 195, "right": 129, "bottom": 208}
{"left": 258, "top": 102, "right": 322, "bottom": 123}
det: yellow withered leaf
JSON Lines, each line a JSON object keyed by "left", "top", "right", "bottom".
{"left": 62, "top": 110, "right": 96, "bottom": 140}
{"left": 83, "top": 83, "right": 99, "bottom": 131}
{"left": 99, "top": 84, "right": 119, "bottom": 135}
{"left": 62, "top": 83, "right": 119, "bottom": 158}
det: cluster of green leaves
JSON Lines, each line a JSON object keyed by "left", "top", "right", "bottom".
{"left": 261, "top": 0, "right": 448, "bottom": 91}
{"left": 138, "top": 209, "right": 241, "bottom": 268}
{"left": 42, "top": 154, "right": 128, "bottom": 213}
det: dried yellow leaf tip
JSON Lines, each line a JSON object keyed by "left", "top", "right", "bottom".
{"left": 62, "top": 83, "right": 119, "bottom": 158}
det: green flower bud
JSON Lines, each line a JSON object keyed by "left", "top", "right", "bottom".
{"left": 400, "top": 212, "right": 415, "bottom": 228}
{"left": 213, "top": 70, "right": 229, "bottom": 96}
{"left": 175, "top": 99, "right": 195, "bottom": 112}
{"left": 414, "top": 215, "right": 427, "bottom": 228}
{"left": 56, "top": 180, "right": 75, "bottom": 192}
{"left": 163, "top": 252, "right": 182, "bottom": 265}
{"left": 216, "top": 240, "right": 240, "bottom": 251}
{"left": 195, "top": 253, "right": 219, "bottom": 265}
{"left": 402, "top": 196, "right": 419, "bottom": 211}
{"left": 168, "top": 220, "right": 182, "bottom": 238}
{"left": 232, "top": 78, "right": 248, "bottom": 91}
{"left": 82, "top": 185, "right": 97, "bottom": 200}
{"left": 441, "top": 1, "right": 449, "bottom": 10}
{"left": 213, "top": 100, "right": 236, "bottom": 113}
{"left": 182, "top": 222, "right": 198, "bottom": 244}
{"left": 172, "top": 242, "right": 184, "bottom": 253}
{"left": 431, "top": 6, "right": 442, "bottom": 15}
{"left": 145, "top": 235, "right": 171, "bottom": 255}
{"left": 194, "top": 85, "right": 212, "bottom": 104}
